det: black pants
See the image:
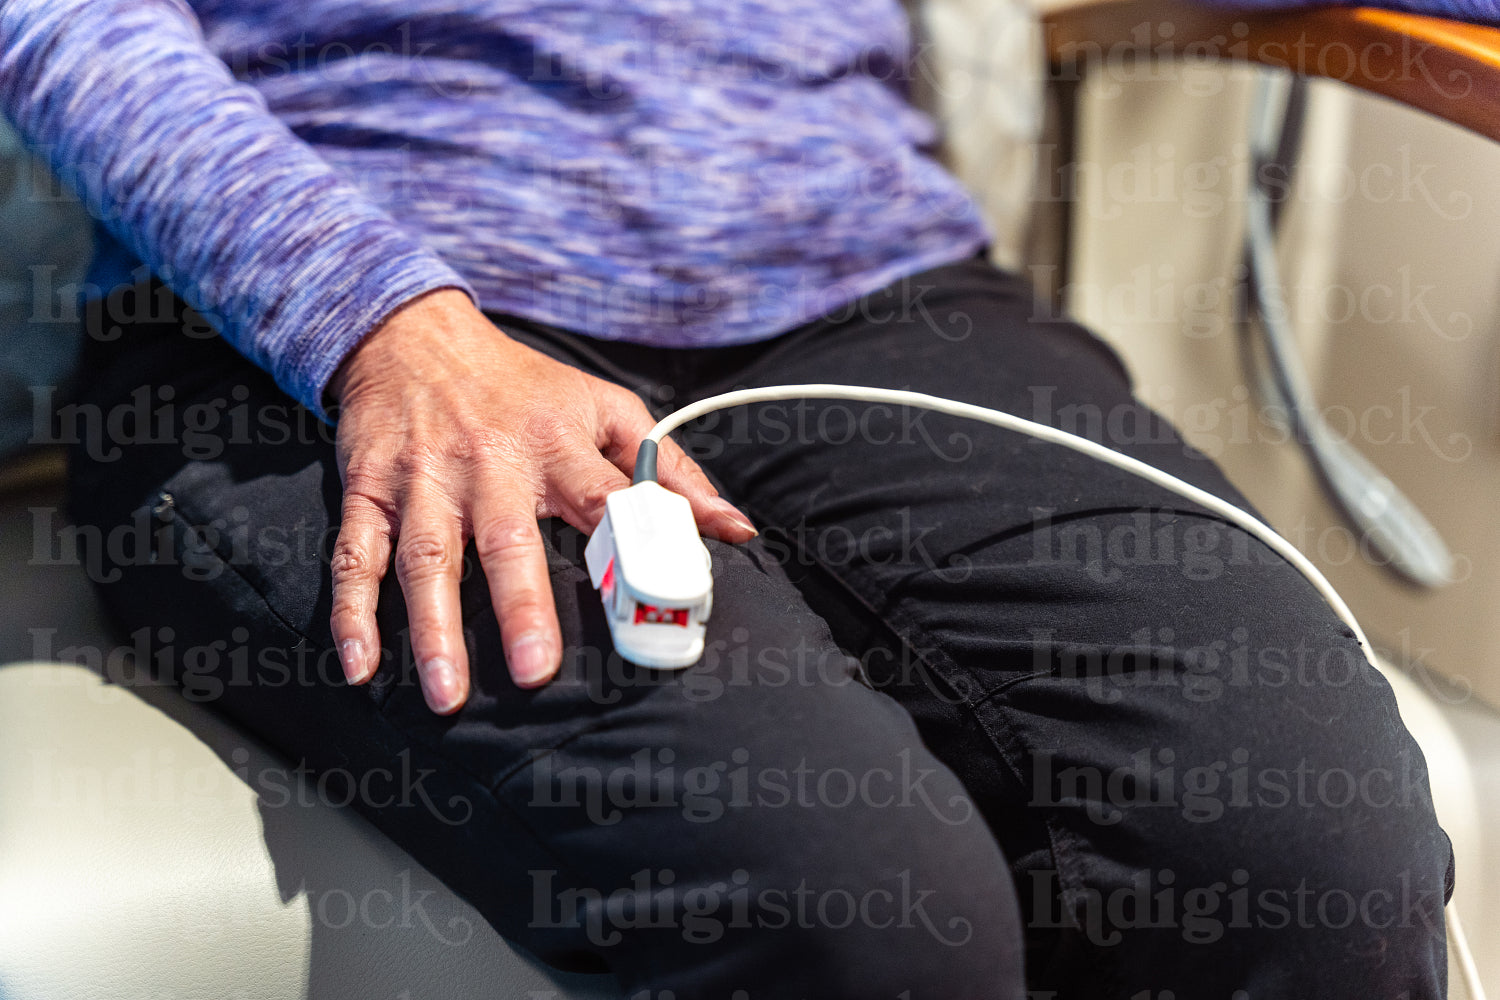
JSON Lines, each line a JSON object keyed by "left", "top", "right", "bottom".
{"left": 68, "top": 258, "right": 1451, "bottom": 999}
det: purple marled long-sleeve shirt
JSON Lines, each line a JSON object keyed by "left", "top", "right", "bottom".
{"left": 0, "top": 0, "right": 990, "bottom": 419}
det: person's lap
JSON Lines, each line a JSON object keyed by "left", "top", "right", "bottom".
{"left": 65, "top": 258, "right": 1450, "bottom": 998}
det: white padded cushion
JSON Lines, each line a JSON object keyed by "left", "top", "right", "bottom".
{"left": 0, "top": 660, "right": 614, "bottom": 1000}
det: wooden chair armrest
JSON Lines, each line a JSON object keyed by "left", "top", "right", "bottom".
{"left": 1039, "top": 0, "right": 1500, "bottom": 141}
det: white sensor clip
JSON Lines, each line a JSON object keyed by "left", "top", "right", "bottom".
{"left": 584, "top": 482, "right": 714, "bottom": 670}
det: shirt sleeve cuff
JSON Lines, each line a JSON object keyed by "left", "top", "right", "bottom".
{"left": 267, "top": 244, "right": 478, "bottom": 423}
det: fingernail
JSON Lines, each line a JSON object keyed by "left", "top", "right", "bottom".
{"left": 508, "top": 634, "right": 556, "bottom": 687}
{"left": 421, "top": 656, "right": 464, "bottom": 714}
{"left": 339, "top": 639, "right": 369, "bottom": 684}
{"left": 710, "top": 497, "right": 757, "bottom": 536}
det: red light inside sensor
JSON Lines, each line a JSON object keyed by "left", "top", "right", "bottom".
{"left": 634, "top": 604, "right": 689, "bottom": 627}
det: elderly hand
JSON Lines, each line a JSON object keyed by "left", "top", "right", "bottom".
{"left": 325, "top": 289, "right": 757, "bottom": 713}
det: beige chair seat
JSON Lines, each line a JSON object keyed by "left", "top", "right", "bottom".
{"left": 0, "top": 658, "right": 617, "bottom": 1000}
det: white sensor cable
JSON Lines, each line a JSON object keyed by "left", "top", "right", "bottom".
{"left": 637, "top": 383, "right": 1374, "bottom": 664}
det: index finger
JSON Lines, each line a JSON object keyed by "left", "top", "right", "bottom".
{"left": 601, "top": 396, "right": 757, "bottom": 542}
